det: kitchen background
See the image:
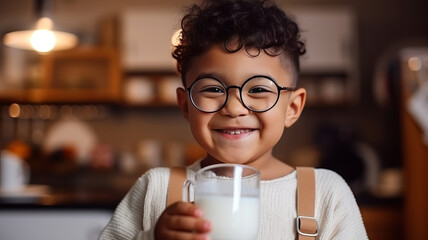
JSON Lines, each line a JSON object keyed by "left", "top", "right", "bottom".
{"left": 0, "top": 0, "right": 428, "bottom": 239}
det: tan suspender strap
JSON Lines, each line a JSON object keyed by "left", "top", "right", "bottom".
{"left": 166, "top": 167, "right": 187, "bottom": 207}
{"left": 296, "top": 167, "right": 318, "bottom": 240}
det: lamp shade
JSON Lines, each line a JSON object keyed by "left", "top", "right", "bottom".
{"left": 3, "top": 17, "right": 78, "bottom": 53}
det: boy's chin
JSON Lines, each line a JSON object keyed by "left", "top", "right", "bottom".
{"left": 204, "top": 154, "right": 254, "bottom": 166}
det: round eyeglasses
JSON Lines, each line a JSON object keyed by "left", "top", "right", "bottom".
{"left": 186, "top": 75, "right": 296, "bottom": 113}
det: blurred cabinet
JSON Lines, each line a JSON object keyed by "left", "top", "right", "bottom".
{"left": 120, "top": 8, "right": 181, "bottom": 72}
{"left": 0, "top": 47, "right": 121, "bottom": 103}
{"left": 360, "top": 206, "right": 403, "bottom": 240}
{"left": 290, "top": 7, "right": 356, "bottom": 73}
{"left": 400, "top": 49, "right": 428, "bottom": 240}
{"left": 41, "top": 47, "right": 121, "bottom": 103}
{"left": 286, "top": 7, "right": 359, "bottom": 106}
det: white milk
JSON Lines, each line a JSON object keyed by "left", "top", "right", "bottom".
{"left": 195, "top": 195, "right": 259, "bottom": 240}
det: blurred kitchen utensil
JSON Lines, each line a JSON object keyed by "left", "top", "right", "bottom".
{"left": 43, "top": 119, "right": 97, "bottom": 165}
{"left": 136, "top": 139, "right": 161, "bottom": 168}
{"left": 0, "top": 150, "right": 30, "bottom": 191}
{"left": 123, "top": 76, "right": 155, "bottom": 104}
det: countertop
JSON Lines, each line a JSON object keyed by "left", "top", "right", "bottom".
{"left": 0, "top": 186, "right": 127, "bottom": 210}
{"left": 0, "top": 168, "right": 139, "bottom": 210}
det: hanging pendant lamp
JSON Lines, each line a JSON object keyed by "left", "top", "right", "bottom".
{"left": 2, "top": 0, "right": 78, "bottom": 53}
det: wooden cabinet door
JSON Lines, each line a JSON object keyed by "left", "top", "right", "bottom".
{"left": 400, "top": 51, "right": 428, "bottom": 240}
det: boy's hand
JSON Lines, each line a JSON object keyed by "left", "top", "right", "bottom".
{"left": 155, "top": 201, "right": 212, "bottom": 240}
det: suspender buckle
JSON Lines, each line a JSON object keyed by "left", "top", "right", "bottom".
{"left": 296, "top": 215, "right": 318, "bottom": 237}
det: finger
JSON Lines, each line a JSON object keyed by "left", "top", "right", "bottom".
{"left": 167, "top": 215, "right": 212, "bottom": 233}
{"left": 167, "top": 202, "right": 203, "bottom": 217}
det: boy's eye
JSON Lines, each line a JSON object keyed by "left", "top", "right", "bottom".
{"left": 248, "top": 86, "right": 271, "bottom": 93}
{"left": 247, "top": 86, "right": 275, "bottom": 94}
{"left": 192, "top": 78, "right": 226, "bottom": 95}
{"left": 202, "top": 86, "right": 224, "bottom": 93}
{"left": 199, "top": 86, "right": 224, "bottom": 93}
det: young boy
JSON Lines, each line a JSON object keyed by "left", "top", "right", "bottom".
{"left": 99, "top": 0, "right": 368, "bottom": 239}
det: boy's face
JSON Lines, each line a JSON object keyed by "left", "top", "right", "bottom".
{"left": 177, "top": 45, "right": 306, "bottom": 167}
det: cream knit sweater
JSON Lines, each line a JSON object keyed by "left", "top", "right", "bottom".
{"left": 99, "top": 161, "right": 368, "bottom": 240}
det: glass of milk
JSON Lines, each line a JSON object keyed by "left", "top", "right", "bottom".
{"left": 184, "top": 163, "right": 260, "bottom": 240}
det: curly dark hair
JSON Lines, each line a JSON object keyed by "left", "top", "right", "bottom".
{"left": 172, "top": 0, "right": 306, "bottom": 85}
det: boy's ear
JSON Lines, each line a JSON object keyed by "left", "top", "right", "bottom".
{"left": 284, "top": 88, "right": 306, "bottom": 128}
{"left": 176, "top": 87, "right": 190, "bottom": 121}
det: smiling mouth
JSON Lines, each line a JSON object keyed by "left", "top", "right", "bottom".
{"left": 217, "top": 129, "right": 254, "bottom": 135}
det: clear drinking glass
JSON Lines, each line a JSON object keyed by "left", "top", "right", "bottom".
{"left": 184, "top": 163, "right": 260, "bottom": 240}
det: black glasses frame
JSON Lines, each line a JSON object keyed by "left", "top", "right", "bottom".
{"left": 186, "top": 75, "right": 296, "bottom": 113}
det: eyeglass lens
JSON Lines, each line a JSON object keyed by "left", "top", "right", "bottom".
{"left": 189, "top": 76, "right": 282, "bottom": 113}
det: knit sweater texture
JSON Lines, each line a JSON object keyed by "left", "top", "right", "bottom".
{"left": 98, "top": 161, "right": 368, "bottom": 240}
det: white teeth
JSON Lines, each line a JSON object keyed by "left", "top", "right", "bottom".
{"left": 222, "top": 129, "right": 251, "bottom": 135}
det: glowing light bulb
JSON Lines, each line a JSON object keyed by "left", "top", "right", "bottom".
{"left": 408, "top": 57, "right": 422, "bottom": 71}
{"left": 30, "top": 29, "right": 56, "bottom": 52}
{"left": 9, "top": 103, "right": 21, "bottom": 118}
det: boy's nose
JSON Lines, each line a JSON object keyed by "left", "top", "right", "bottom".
{"left": 221, "top": 88, "right": 250, "bottom": 117}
